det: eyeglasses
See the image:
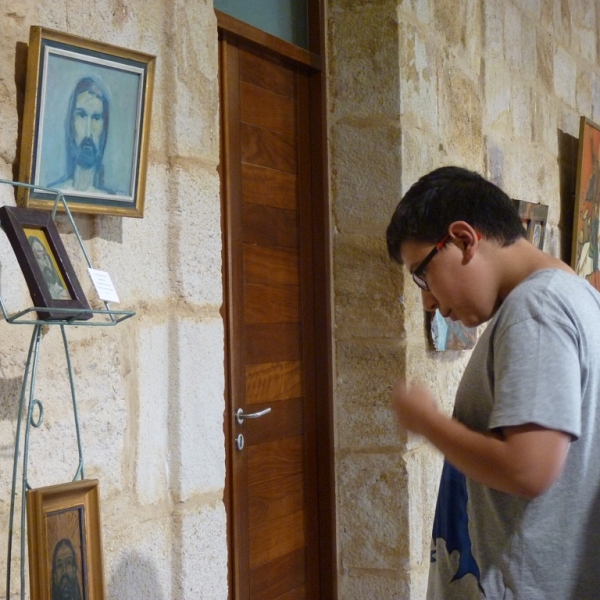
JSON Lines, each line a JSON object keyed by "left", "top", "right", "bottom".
{"left": 411, "top": 234, "right": 451, "bottom": 291}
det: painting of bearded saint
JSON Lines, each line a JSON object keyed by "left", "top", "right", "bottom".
{"left": 48, "top": 76, "right": 115, "bottom": 195}
{"left": 47, "top": 507, "right": 86, "bottom": 600}
{"left": 52, "top": 539, "right": 83, "bottom": 600}
{"left": 25, "top": 231, "right": 72, "bottom": 301}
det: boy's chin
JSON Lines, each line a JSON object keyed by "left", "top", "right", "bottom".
{"left": 453, "top": 313, "right": 481, "bottom": 328}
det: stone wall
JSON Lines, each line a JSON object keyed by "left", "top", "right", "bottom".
{"left": 328, "top": 0, "right": 600, "bottom": 597}
{"left": 0, "top": 1, "right": 226, "bottom": 598}
{"left": 1, "top": 0, "right": 597, "bottom": 597}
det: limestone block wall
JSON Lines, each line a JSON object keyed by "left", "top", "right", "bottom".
{"left": 0, "top": 1, "right": 227, "bottom": 599}
{"left": 328, "top": 0, "right": 600, "bottom": 597}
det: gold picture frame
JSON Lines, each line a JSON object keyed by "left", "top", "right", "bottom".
{"left": 18, "top": 26, "right": 155, "bottom": 217}
{"left": 26, "top": 479, "right": 105, "bottom": 600}
{"left": 572, "top": 116, "right": 600, "bottom": 290}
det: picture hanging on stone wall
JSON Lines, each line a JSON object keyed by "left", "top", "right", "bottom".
{"left": 428, "top": 310, "right": 478, "bottom": 352}
{"left": 17, "top": 26, "right": 155, "bottom": 218}
{"left": 572, "top": 116, "right": 600, "bottom": 291}
{"left": 512, "top": 199, "right": 548, "bottom": 250}
{"left": 26, "top": 479, "right": 105, "bottom": 600}
{"left": 0, "top": 205, "right": 92, "bottom": 321}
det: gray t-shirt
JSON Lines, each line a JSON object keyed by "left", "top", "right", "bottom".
{"left": 428, "top": 269, "right": 600, "bottom": 599}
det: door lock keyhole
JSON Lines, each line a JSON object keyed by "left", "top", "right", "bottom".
{"left": 236, "top": 433, "right": 244, "bottom": 451}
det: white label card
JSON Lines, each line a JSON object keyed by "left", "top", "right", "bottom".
{"left": 88, "top": 268, "right": 120, "bottom": 303}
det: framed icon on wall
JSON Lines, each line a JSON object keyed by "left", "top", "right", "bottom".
{"left": 18, "top": 26, "right": 155, "bottom": 217}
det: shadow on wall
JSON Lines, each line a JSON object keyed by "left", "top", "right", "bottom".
{"left": 557, "top": 128, "right": 578, "bottom": 264}
{"left": 13, "top": 41, "right": 28, "bottom": 182}
{"left": 0, "top": 376, "right": 26, "bottom": 460}
{"left": 108, "top": 552, "right": 166, "bottom": 600}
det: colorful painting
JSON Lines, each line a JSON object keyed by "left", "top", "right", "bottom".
{"left": 572, "top": 117, "right": 600, "bottom": 290}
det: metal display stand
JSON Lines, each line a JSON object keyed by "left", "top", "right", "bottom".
{"left": 0, "top": 180, "right": 135, "bottom": 599}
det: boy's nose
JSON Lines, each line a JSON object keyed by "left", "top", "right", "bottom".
{"left": 421, "top": 289, "right": 439, "bottom": 312}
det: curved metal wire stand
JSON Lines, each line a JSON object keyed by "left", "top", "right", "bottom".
{"left": 0, "top": 180, "right": 135, "bottom": 599}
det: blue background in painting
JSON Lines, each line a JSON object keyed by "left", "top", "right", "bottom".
{"left": 37, "top": 51, "right": 141, "bottom": 196}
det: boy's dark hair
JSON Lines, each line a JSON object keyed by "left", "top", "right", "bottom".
{"left": 386, "top": 166, "right": 525, "bottom": 263}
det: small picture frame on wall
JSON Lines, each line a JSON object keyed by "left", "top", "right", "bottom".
{"left": 26, "top": 479, "right": 105, "bottom": 600}
{"left": 0, "top": 206, "right": 92, "bottom": 321}
{"left": 428, "top": 310, "right": 478, "bottom": 352}
{"left": 512, "top": 199, "right": 548, "bottom": 251}
{"left": 18, "top": 26, "right": 155, "bottom": 218}
{"left": 572, "top": 116, "right": 600, "bottom": 291}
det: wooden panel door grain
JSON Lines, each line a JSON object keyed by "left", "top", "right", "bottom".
{"left": 219, "top": 18, "right": 334, "bottom": 599}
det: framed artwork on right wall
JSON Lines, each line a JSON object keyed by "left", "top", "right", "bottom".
{"left": 572, "top": 116, "right": 600, "bottom": 291}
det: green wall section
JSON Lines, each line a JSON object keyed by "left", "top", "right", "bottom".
{"left": 214, "top": 0, "right": 308, "bottom": 48}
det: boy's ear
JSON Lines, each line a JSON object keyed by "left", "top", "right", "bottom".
{"left": 447, "top": 221, "right": 480, "bottom": 263}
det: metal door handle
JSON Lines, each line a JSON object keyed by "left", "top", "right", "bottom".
{"left": 236, "top": 407, "right": 271, "bottom": 425}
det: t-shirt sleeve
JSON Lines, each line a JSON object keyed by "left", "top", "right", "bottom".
{"left": 490, "top": 314, "right": 581, "bottom": 440}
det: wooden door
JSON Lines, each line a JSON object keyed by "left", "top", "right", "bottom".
{"left": 219, "top": 12, "right": 334, "bottom": 600}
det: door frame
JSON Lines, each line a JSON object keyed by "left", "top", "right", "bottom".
{"left": 216, "top": 3, "right": 336, "bottom": 598}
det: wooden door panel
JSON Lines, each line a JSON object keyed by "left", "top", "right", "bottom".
{"left": 245, "top": 398, "right": 304, "bottom": 445}
{"left": 243, "top": 245, "right": 300, "bottom": 286}
{"left": 245, "top": 360, "right": 303, "bottom": 404}
{"left": 241, "top": 122, "right": 296, "bottom": 172}
{"left": 249, "top": 549, "right": 306, "bottom": 600}
{"left": 274, "top": 587, "right": 306, "bottom": 600}
{"left": 241, "top": 164, "right": 297, "bottom": 209}
{"left": 244, "top": 323, "right": 302, "bottom": 364}
{"left": 249, "top": 471, "right": 305, "bottom": 523}
{"left": 221, "top": 25, "right": 332, "bottom": 599}
{"left": 242, "top": 203, "right": 299, "bottom": 247}
{"left": 247, "top": 436, "right": 304, "bottom": 486}
{"left": 244, "top": 283, "right": 300, "bottom": 323}
{"left": 249, "top": 510, "right": 306, "bottom": 568}
{"left": 239, "top": 48, "right": 296, "bottom": 99}
{"left": 240, "top": 82, "right": 296, "bottom": 136}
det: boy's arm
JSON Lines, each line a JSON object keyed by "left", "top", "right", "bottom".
{"left": 392, "top": 380, "right": 571, "bottom": 498}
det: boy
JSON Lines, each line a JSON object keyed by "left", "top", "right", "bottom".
{"left": 386, "top": 166, "right": 600, "bottom": 599}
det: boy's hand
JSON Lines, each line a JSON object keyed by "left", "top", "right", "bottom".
{"left": 391, "top": 379, "right": 438, "bottom": 436}
{"left": 391, "top": 380, "right": 570, "bottom": 497}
